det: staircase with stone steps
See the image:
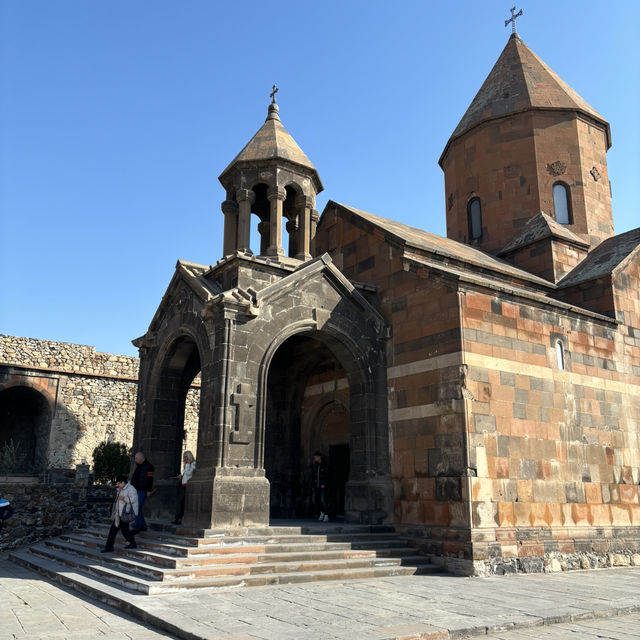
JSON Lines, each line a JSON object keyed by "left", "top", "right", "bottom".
{"left": 10, "top": 521, "right": 442, "bottom": 602}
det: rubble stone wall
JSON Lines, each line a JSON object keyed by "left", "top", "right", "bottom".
{"left": 0, "top": 335, "right": 200, "bottom": 470}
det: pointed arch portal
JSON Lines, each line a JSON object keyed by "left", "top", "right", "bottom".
{"left": 133, "top": 254, "right": 393, "bottom": 528}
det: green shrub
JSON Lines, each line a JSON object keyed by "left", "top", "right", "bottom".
{"left": 92, "top": 441, "right": 130, "bottom": 484}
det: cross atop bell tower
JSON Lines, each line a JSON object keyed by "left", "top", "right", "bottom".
{"left": 218, "top": 92, "right": 323, "bottom": 261}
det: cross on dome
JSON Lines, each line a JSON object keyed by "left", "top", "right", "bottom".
{"left": 505, "top": 6, "right": 523, "bottom": 35}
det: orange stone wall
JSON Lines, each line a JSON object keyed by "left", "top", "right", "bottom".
{"left": 532, "top": 112, "right": 613, "bottom": 247}
{"left": 442, "top": 113, "right": 540, "bottom": 253}
{"left": 461, "top": 287, "right": 640, "bottom": 574}
{"left": 442, "top": 111, "right": 613, "bottom": 254}
{"left": 315, "top": 207, "right": 639, "bottom": 574}
{"left": 504, "top": 238, "right": 589, "bottom": 284}
{"left": 554, "top": 275, "right": 616, "bottom": 318}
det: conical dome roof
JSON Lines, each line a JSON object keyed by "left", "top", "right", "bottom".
{"left": 440, "top": 34, "right": 610, "bottom": 164}
{"left": 219, "top": 103, "right": 322, "bottom": 191}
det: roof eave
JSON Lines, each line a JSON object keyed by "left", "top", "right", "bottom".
{"left": 439, "top": 106, "right": 611, "bottom": 168}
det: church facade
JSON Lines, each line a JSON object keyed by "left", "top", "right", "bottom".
{"left": 132, "top": 34, "right": 640, "bottom": 575}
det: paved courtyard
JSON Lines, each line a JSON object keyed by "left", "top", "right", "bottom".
{"left": 0, "top": 561, "right": 177, "bottom": 640}
{"left": 2, "top": 558, "right": 640, "bottom": 640}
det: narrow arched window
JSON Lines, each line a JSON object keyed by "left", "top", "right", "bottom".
{"left": 553, "top": 183, "right": 571, "bottom": 224}
{"left": 555, "top": 341, "right": 565, "bottom": 370}
{"left": 467, "top": 198, "right": 482, "bottom": 241}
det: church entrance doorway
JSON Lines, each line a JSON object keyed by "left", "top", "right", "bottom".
{"left": 142, "top": 335, "right": 202, "bottom": 520}
{"left": 0, "top": 386, "right": 50, "bottom": 473}
{"left": 264, "top": 334, "right": 351, "bottom": 520}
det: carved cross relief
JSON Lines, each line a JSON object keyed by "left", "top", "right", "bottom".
{"left": 230, "top": 382, "right": 256, "bottom": 444}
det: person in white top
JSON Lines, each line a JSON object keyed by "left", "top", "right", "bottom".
{"left": 101, "top": 475, "right": 139, "bottom": 552}
{"left": 172, "top": 450, "right": 195, "bottom": 525}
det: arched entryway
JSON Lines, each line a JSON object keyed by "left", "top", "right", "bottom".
{"left": 0, "top": 386, "right": 51, "bottom": 472}
{"left": 258, "top": 313, "right": 392, "bottom": 525}
{"left": 133, "top": 252, "right": 392, "bottom": 528}
{"left": 306, "top": 398, "right": 350, "bottom": 518}
{"left": 140, "top": 334, "right": 202, "bottom": 520}
{"left": 264, "top": 335, "right": 351, "bottom": 519}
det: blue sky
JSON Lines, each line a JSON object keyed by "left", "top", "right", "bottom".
{"left": 1, "top": 1, "right": 638, "bottom": 357}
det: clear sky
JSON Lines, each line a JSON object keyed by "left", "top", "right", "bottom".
{"left": 1, "top": 1, "right": 638, "bottom": 357}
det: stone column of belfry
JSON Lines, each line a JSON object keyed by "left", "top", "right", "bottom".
{"left": 236, "top": 188, "right": 255, "bottom": 253}
{"left": 295, "top": 195, "right": 313, "bottom": 260}
{"left": 267, "top": 186, "right": 286, "bottom": 256}
{"left": 309, "top": 209, "right": 319, "bottom": 256}
{"left": 286, "top": 218, "right": 298, "bottom": 257}
{"left": 258, "top": 220, "right": 269, "bottom": 254}
{"left": 221, "top": 199, "right": 239, "bottom": 256}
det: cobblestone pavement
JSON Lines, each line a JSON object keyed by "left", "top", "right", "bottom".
{"left": 2, "top": 558, "right": 640, "bottom": 640}
{"left": 0, "top": 561, "right": 177, "bottom": 640}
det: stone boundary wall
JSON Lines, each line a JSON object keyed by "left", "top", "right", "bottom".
{"left": 0, "top": 335, "right": 200, "bottom": 470}
{"left": 0, "top": 480, "right": 87, "bottom": 553}
{"left": 0, "top": 479, "right": 116, "bottom": 553}
{"left": 0, "top": 335, "right": 139, "bottom": 380}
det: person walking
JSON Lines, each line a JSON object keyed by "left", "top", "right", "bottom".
{"left": 130, "top": 451, "right": 154, "bottom": 534}
{"left": 172, "top": 450, "right": 195, "bottom": 525}
{"left": 101, "top": 475, "right": 138, "bottom": 553}
{"left": 311, "top": 452, "right": 329, "bottom": 522}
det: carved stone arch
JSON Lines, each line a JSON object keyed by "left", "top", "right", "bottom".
{"left": 255, "top": 319, "right": 318, "bottom": 468}
{"left": 282, "top": 179, "right": 304, "bottom": 196}
{"left": 0, "top": 382, "right": 53, "bottom": 472}
{"left": 304, "top": 394, "right": 349, "bottom": 454}
{"left": 252, "top": 298, "right": 392, "bottom": 523}
{"left": 136, "top": 310, "right": 211, "bottom": 520}
{"left": 249, "top": 182, "right": 271, "bottom": 253}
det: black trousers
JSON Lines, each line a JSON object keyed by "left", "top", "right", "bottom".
{"left": 175, "top": 484, "right": 186, "bottom": 520}
{"left": 104, "top": 520, "right": 136, "bottom": 550}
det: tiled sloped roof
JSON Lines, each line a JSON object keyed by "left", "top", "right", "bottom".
{"left": 499, "top": 212, "right": 589, "bottom": 255}
{"left": 558, "top": 227, "right": 640, "bottom": 287}
{"left": 440, "top": 34, "right": 610, "bottom": 163}
{"left": 220, "top": 104, "right": 318, "bottom": 178}
{"left": 332, "top": 202, "right": 553, "bottom": 289}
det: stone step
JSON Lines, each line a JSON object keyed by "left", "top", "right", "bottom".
{"left": 66, "top": 529, "right": 365, "bottom": 558}
{"left": 82, "top": 523, "right": 390, "bottom": 549}
{"left": 26, "top": 543, "right": 158, "bottom": 594}
{"left": 43, "top": 538, "right": 172, "bottom": 581}
{"left": 47, "top": 534, "right": 434, "bottom": 582}
{"left": 174, "top": 523, "right": 397, "bottom": 538}
{"left": 149, "top": 564, "right": 422, "bottom": 591}
{"left": 13, "top": 541, "right": 429, "bottom": 595}
{"left": 84, "top": 523, "right": 416, "bottom": 555}
{"left": 12, "top": 521, "right": 442, "bottom": 602}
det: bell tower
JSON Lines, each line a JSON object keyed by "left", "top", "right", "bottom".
{"left": 218, "top": 88, "right": 323, "bottom": 261}
{"left": 439, "top": 31, "right": 613, "bottom": 254}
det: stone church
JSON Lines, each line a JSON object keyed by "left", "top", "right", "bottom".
{"left": 130, "top": 33, "right": 636, "bottom": 574}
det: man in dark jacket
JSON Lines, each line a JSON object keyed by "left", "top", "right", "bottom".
{"left": 130, "top": 451, "right": 154, "bottom": 533}
{"left": 312, "top": 452, "right": 329, "bottom": 522}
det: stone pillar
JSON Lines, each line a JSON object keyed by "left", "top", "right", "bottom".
{"left": 286, "top": 218, "right": 298, "bottom": 258}
{"left": 295, "top": 196, "right": 313, "bottom": 261}
{"left": 236, "top": 189, "right": 255, "bottom": 253}
{"left": 258, "top": 220, "right": 269, "bottom": 255}
{"left": 221, "top": 199, "right": 239, "bottom": 256}
{"left": 309, "top": 209, "right": 320, "bottom": 257}
{"left": 267, "top": 187, "right": 286, "bottom": 257}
